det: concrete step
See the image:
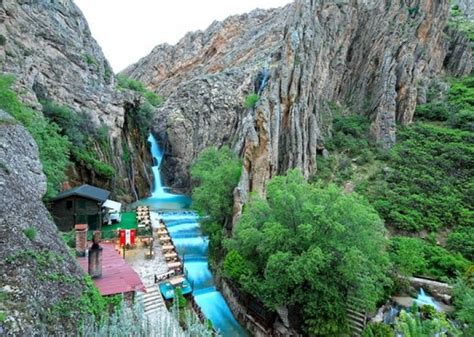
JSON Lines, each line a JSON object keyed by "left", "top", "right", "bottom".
{"left": 145, "top": 303, "right": 165, "bottom": 313}
{"left": 143, "top": 297, "right": 161, "bottom": 305}
{"left": 347, "top": 308, "right": 365, "bottom": 319}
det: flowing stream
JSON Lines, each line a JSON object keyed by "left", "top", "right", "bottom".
{"left": 140, "top": 134, "right": 248, "bottom": 337}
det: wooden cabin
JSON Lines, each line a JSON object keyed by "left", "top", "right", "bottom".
{"left": 50, "top": 184, "right": 110, "bottom": 231}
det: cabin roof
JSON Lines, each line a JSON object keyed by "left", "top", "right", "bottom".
{"left": 77, "top": 243, "right": 146, "bottom": 296}
{"left": 52, "top": 184, "right": 110, "bottom": 203}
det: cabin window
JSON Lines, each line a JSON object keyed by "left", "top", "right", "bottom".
{"left": 78, "top": 200, "right": 86, "bottom": 209}
{"left": 66, "top": 200, "right": 73, "bottom": 209}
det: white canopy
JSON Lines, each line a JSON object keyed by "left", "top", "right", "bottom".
{"left": 103, "top": 199, "right": 122, "bottom": 213}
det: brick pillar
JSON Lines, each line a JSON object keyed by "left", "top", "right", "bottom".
{"left": 88, "top": 231, "right": 103, "bottom": 279}
{"left": 75, "top": 224, "right": 88, "bottom": 257}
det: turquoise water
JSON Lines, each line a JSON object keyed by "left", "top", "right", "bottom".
{"left": 139, "top": 134, "right": 248, "bottom": 337}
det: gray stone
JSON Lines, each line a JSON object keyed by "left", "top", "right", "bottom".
{"left": 123, "top": 0, "right": 472, "bottom": 220}
{"left": 0, "top": 109, "right": 87, "bottom": 335}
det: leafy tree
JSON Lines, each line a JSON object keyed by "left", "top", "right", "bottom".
{"left": 191, "top": 147, "right": 241, "bottom": 259}
{"left": 226, "top": 169, "right": 391, "bottom": 335}
{"left": 191, "top": 146, "right": 241, "bottom": 226}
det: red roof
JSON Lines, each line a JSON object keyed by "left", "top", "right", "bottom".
{"left": 78, "top": 243, "right": 146, "bottom": 296}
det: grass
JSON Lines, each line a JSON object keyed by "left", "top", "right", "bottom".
{"left": 102, "top": 212, "right": 137, "bottom": 232}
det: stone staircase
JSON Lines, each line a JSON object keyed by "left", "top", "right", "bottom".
{"left": 140, "top": 285, "right": 165, "bottom": 315}
{"left": 346, "top": 298, "right": 367, "bottom": 337}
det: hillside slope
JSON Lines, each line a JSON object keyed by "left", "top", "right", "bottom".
{"left": 124, "top": 0, "right": 471, "bottom": 210}
{"left": 0, "top": 0, "right": 151, "bottom": 200}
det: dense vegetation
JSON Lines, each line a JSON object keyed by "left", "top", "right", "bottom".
{"left": 225, "top": 170, "right": 391, "bottom": 335}
{"left": 0, "top": 75, "right": 70, "bottom": 198}
{"left": 117, "top": 74, "right": 163, "bottom": 137}
{"left": 190, "top": 147, "right": 241, "bottom": 258}
{"left": 41, "top": 100, "right": 116, "bottom": 179}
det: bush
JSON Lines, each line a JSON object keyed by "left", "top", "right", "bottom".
{"left": 367, "top": 123, "right": 473, "bottom": 232}
{"left": 390, "top": 237, "right": 469, "bottom": 280}
{"left": 143, "top": 91, "right": 162, "bottom": 107}
{"left": 447, "top": 228, "right": 474, "bottom": 260}
{"left": 0, "top": 34, "right": 6, "bottom": 46}
{"left": 117, "top": 74, "right": 146, "bottom": 92}
{"left": 83, "top": 54, "right": 97, "bottom": 66}
{"left": 244, "top": 93, "right": 260, "bottom": 109}
{"left": 61, "top": 230, "right": 76, "bottom": 248}
{"left": 362, "top": 323, "right": 395, "bottom": 337}
{"left": 72, "top": 149, "right": 115, "bottom": 179}
{"left": 0, "top": 75, "right": 71, "bottom": 198}
{"left": 23, "top": 227, "right": 37, "bottom": 241}
{"left": 130, "top": 101, "right": 154, "bottom": 138}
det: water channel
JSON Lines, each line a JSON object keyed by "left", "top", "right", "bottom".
{"left": 139, "top": 134, "right": 247, "bottom": 337}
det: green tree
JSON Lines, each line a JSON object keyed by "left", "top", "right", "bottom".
{"left": 191, "top": 147, "right": 241, "bottom": 258}
{"left": 191, "top": 146, "right": 241, "bottom": 226}
{"left": 226, "top": 169, "right": 391, "bottom": 335}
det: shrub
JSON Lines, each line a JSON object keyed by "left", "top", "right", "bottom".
{"left": 390, "top": 237, "right": 469, "bottom": 280}
{"left": 23, "top": 227, "right": 37, "bottom": 241}
{"left": 244, "top": 93, "right": 260, "bottom": 109}
{"left": 447, "top": 228, "right": 474, "bottom": 260}
{"left": 0, "top": 34, "right": 6, "bottom": 46}
{"left": 117, "top": 74, "right": 145, "bottom": 92}
{"left": 143, "top": 91, "right": 162, "bottom": 107}
{"left": 83, "top": 54, "right": 97, "bottom": 66}
{"left": 362, "top": 323, "right": 395, "bottom": 337}
{"left": 367, "top": 123, "right": 473, "bottom": 232}
{"left": 61, "top": 230, "right": 76, "bottom": 248}
{"left": 72, "top": 149, "right": 115, "bottom": 179}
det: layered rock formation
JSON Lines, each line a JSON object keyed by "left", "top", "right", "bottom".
{"left": 0, "top": 0, "right": 151, "bottom": 200}
{"left": 0, "top": 110, "right": 86, "bottom": 335}
{"left": 124, "top": 0, "right": 472, "bottom": 207}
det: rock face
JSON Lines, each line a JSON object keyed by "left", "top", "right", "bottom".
{"left": 0, "top": 110, "right": 86, "bottom": 335}
{"left": 456, "top": 0, "right": 474, "bottom": 20}
{"left": 0, "top": 0, "right": 151, "bottom": 200}
{"left": 124, "top": 0, "right": 471, "bottom": 204}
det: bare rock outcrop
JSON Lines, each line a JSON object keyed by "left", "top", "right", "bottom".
{"left": 124, "top": 0, "right": 472, "bottom": 203}
{"left": 0, "top": 0, "right": 151, "bottom": 200}
{"left": 0, "top": 110, "right": 86, "bottom": 335}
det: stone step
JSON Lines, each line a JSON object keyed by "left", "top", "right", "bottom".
{"left": 145, "top": 303, "right": 165, "bottom": 313}
{"left": 347, "top": 317, "right": 365, "bottom": 329}
{"left": 347, "top": 308, "right": 365, "bottom": 319}
{"left": 143, "top": 297, "right": 161, "bottom": 305}
{"left": 350, "top": 324, "right": 363, "bottom": 337}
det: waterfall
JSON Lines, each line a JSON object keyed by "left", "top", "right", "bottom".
{"left": 140, "top": 134, "right": 248, "bottom": 336}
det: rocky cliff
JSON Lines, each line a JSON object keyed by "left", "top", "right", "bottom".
{"left": 0, "top": 0, "right": 151, "bottom": 200}
{"left": 124, "top": 0, "right": 472, "bottom": 207}
{"left": 0, "top": 110, "right": 87, "bottom": 335}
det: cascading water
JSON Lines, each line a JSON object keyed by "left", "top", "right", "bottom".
{"left": 141, "top": 134, "right": 192, "bottom": 209}
{"left": 415, "top": 288, "right": 441, "bottom": 311}
{"left": 140, "top": 134, "right": 248, "bottom": 337}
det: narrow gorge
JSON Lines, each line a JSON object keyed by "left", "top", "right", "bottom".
{"left": 0, "top": 0, "right": 473, "bottom": 336}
